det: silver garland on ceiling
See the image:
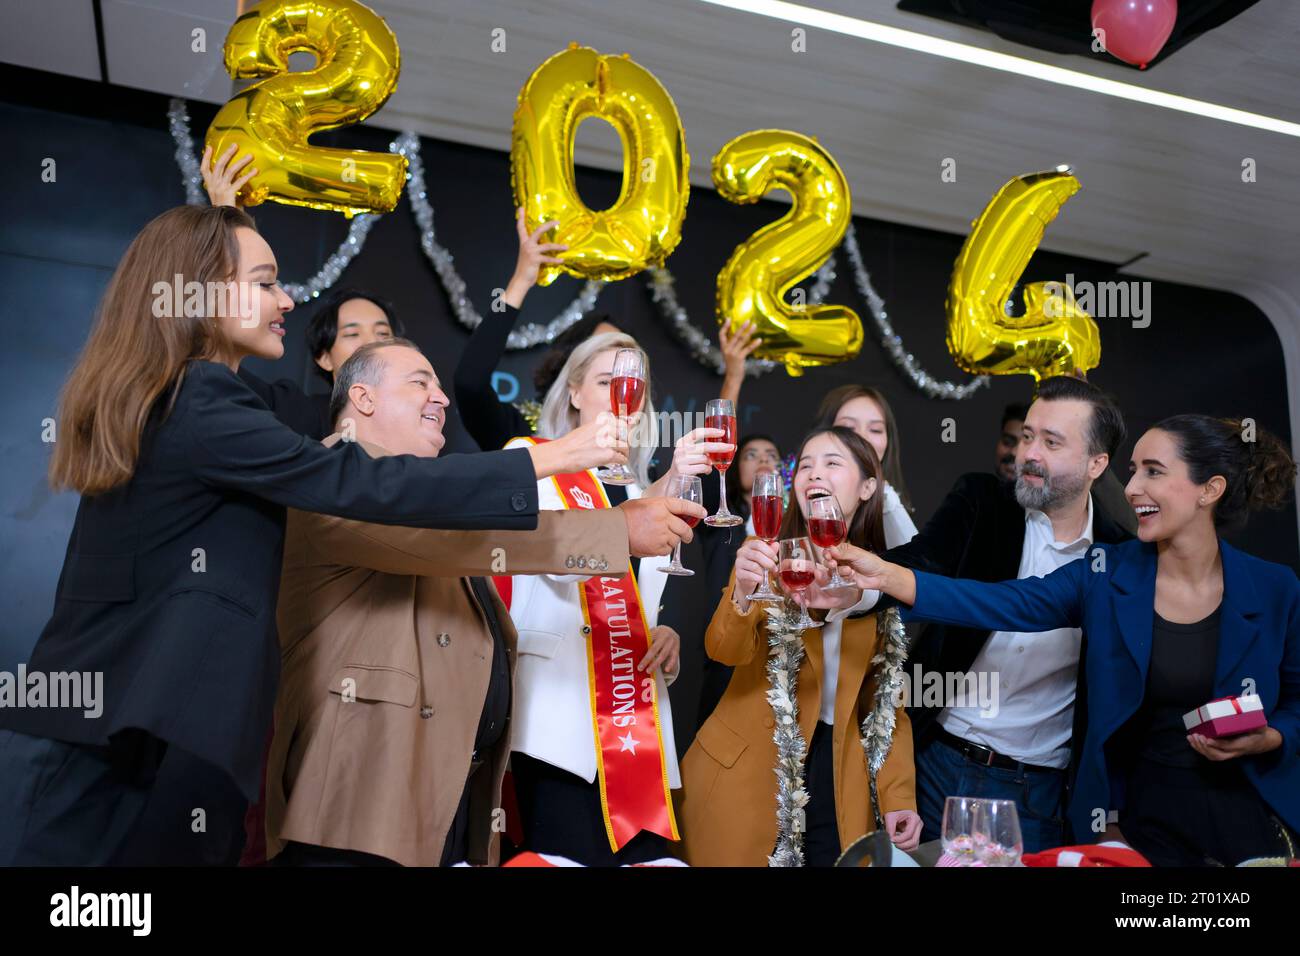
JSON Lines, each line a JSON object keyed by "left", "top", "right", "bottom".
{"left": 169, "top": 98, "right": 987, "bottom": 397}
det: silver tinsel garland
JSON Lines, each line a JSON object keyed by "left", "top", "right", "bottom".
{"left": 169, "top": 97, "right": 989, "bottom": 395}
{"left": 859, "top": 606, "right": 910, "bottom": 830}
{"left": 765, "top": 601, "right": 910, "bottom": 866}
{"left": 763, "top": 601, "right": 810, "bottom": 867}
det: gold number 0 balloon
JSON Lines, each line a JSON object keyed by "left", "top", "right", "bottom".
{"left": 205, "top": 0, "right": 406, "bottom": 217}
{"left": 946, "top": 168, "right": 1101, "bottom": 382}
{"left": 511, "top": 44, "right": 690, "bottom": 285}
{"left": 713, "top": 130, "right": 863, "bottom": 377}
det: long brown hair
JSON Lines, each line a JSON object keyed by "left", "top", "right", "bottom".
{"left": 49, "top": 204, "right": 256, "bottom": 495}
{"left": 779, "top": 426, "right": 886, "bottom": 553}
{"left": 813, "top": 383, "right": 912, "bottom": 511}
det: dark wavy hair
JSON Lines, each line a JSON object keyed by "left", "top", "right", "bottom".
{"left": 778, "top": 426, "right": 886, "bottom": 553}
{"left": 304, "top": 288, "right": 404, "bottom": 385}
{"left": 1153, "top": 415, "right": 1296, "bottom": 532}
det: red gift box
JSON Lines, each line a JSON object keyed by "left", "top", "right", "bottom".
{"left": 1182, "top": 694, "right": 1265, "bottom": 739}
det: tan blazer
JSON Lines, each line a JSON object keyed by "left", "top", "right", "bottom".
{"left": 266, "top": 438, "right": 630, "bottom": 867}
{"left": 678, "top": 569, "right": 916, "bottom": 866}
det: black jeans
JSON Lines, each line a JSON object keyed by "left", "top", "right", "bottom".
{"left": 510, "top": 753, "right": 671, "bottom": 866}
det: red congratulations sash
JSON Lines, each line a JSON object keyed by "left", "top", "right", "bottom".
{"left": 496, "top": 437, "right": 678, "bottom": 852}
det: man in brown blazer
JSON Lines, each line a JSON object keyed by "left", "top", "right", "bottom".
{"left": 265, "top": 339, "right": 702, "bottom": 866}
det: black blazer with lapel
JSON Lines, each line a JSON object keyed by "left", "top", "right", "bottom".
{"left": 2, "top": 361, "right": 541, "bottom": 799}
{"left": 883, "top": 472, "right": 1132, "bottom": 749}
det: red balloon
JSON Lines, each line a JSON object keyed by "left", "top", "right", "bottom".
{"left": 1092, "top": 0, "right": 1178, "bottom": 69}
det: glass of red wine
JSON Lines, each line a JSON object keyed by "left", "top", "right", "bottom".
{"left": 807, "top": 494, "right": 854, "bottom": 590}
{"left": 778, "top": 536, "right": 822, "bottom": 630}
{"left": 748, "top": 470, "right": 784, "bottom": 602}
{"left": 596, "top": 348, "right": 645, "bottom": 486}
{"left": 659, "top": 474, "right": 702, "bottom": 576}
{"left": 703, "top": 398, "right": 742, "bottom": 527}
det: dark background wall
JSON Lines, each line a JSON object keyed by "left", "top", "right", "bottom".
{"left": 3, "top": 66, "right": 1296, "bottom": 725}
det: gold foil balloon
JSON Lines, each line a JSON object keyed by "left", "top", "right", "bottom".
{"left": 946, "top": 168, "right": 1101, "bottom": 382}
{"left": 205, "top": 0, "right": 406, "bottom": 217}
{"left": 511, "top": 44, "right": 690, "bottom": 285}
{"left": 713, "top": 130, "right": 862, "bottom": 377}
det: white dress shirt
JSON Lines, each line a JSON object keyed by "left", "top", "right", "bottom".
{"left": 814, "top": 483, "right": 917, "bottom": 724}
{"left": 937, "top": 495, "right": 1095, "bottom": 768}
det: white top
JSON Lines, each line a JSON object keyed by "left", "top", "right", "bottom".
{"left": 937, "top": 495, "right": 1095, "bottom": 768}
{"left": 881, "top": 482, "right": 918, "bottom": 551}
{"left": 814, "top": 483, "right": 916, "bottom": 725}
{"left": 502, "top": 439, "right": 679, "bottom": 787}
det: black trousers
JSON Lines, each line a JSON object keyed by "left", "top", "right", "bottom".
{"left": 803, "top": 721, "right": 841, "bottom": 867}
{"left": 0, "top": 729, "right": 246, "bottom": 866}
{"left": 1123, "top": 758, "right": 1297, "bottom": 866}
{"left": 510, "top": 753, "right": 671, "bottom": 866}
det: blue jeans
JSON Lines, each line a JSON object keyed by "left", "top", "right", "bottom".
{"left": 916, "top": 735, "right": 1066, "bottom": 854}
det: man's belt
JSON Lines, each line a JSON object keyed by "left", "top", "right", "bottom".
{"left": 935, "top": 727, "right": 1063, "bottom": 774}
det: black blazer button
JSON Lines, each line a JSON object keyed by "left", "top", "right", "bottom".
{"left": 511, "top": 492, "right": 528, "bottom": 512}
{"left": 420, "top": 706, "right": 433, "bottom": 719}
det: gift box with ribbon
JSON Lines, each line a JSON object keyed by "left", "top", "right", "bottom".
{"left": 1182, "top": 694, "right": 1265, "bottom": 738}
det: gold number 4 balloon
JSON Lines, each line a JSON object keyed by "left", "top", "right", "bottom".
{"left": 946, "top": 168, "right": 1101, "bottom": 383}
{"left": 713, "top": 130, "right": 863, "bottom": 377}
{"left": 205, "top": 0, "right": 406, "bottom": 217}
{"left": 511, "top": 44, "right": 690, "bottom": 286}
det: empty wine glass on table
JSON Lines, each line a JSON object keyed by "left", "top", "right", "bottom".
{"left": 973, "top": 799, "right": 1023, "bottom": 866}
{"left": 596, "top": 348, "right": 646, "bottom": 486}
{"left": 941, "top": 796, "right": 981, "bottom": 866}
{"left": 659, "top": 474, "right": 703, "bottom": 576}
{"left": 748, "top": 470, "right": 784, "bottom": 602}
{"left": 807, "top": 494, "right": 853, "bottom": 590}
{"left": 778, "top": 536, "right": 822, "bottom": 630}
{"left": 702, "top": 398, "right": 742, "bottom": 527}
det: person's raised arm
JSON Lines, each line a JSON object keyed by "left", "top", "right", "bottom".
{"left": 718, "top": 320, "right": 760, "bottom": 407}
{"left": 826, "top": 541, "right": 1087, "bottom": 634}
{"left": 184, "top": 362, "right": 542, "bottom": 530}
{"left": 453, "top": 208, "right": 566, "bottom": 451}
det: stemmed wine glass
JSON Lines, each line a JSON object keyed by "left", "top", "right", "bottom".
{"left": 702, "top": 398, "right": 742, "bottom": 527}
{"left": 748, "top": 470, "right": 784, "bottom": 602}
{"left": 807, "top": 494, "right": 853, "bottom": 590}
{"left": 778, "top": 537, "right": 822, "bottom": 630}
{"left": 941, "top": 796, "right": 981, "bottom": 866}
{"left": 595, "top": 348, "right": 645, "bottom": 486}
{"left": 659, "top": 475, "right": 702, "bottom": 576}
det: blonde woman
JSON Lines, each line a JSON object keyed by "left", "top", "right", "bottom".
{"left": 503, "top": 332, "right": 729, "bottom": 865}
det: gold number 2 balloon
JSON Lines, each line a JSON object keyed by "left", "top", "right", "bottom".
{"left": 713, "top": 130, "right": 863, "bottom": 377}
{"left": 511, "top": 44, "right": 690, "bottom": 285}
{"left": 946, "top": 168, "right": 1100, "bottom": 382}
{"left": 205, "top": 0, "right": 406, "bottom": 217}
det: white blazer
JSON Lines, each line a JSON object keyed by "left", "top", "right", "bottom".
{"left": 504, "top": 439, "right": 680, "bottom": 789}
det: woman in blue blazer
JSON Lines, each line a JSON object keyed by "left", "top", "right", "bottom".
{"left": 829, "top": 415, "right": 1298, "bottom": 865}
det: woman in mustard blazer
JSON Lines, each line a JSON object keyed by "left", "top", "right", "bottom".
{"left": 679, "top": 427, "right": 920, "bottom": 866}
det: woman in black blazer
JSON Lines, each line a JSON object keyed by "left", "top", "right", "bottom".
{"left": 0, "top": 205, "right": 620, "bottom": 865}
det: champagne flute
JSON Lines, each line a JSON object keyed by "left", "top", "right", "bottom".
{"left": 703, "top": 398, "right": 741, "bottom": 527}
{"left": 658, "top": 474, "right": 702, "bottom": 576}
{"left": 748, "top": 470, "right": 784, "bottom": 602}
{"left": 807, "top": 494, "right": 853, "bottom": 590}
{"left": 778, "top": 537, "right": 822, "bottom": 630}
{"left": 596, "top": 348, "right": 645, "bottom": 486}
